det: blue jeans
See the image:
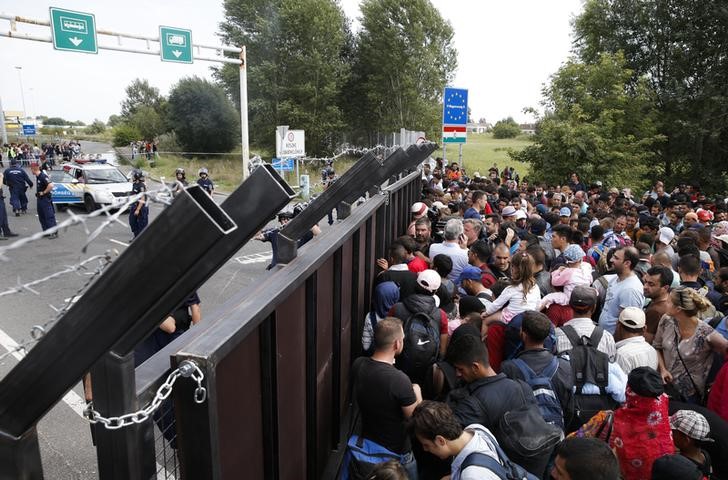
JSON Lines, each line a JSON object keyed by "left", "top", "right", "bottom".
{"left": 401, "top": 451, "right": 418, "bottom": 480}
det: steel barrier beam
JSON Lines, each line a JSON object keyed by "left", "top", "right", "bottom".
{"left": 111, "top": 164, "right": 294, "bottom": 356}
{"left": 276, "top": 142, "right": 435, "bottom": 264}
{"left": 0, "top": 185, "right": 236, "bottom": 478}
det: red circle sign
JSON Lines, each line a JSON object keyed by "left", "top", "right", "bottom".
{"left": 287, "top": 132, "right": 295, "bottom": 141}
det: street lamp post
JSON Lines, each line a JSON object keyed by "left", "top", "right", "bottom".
{"left": 14, "top": 66, "right": 27, "bottom": 120}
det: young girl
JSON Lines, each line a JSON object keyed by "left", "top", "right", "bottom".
{"left": 540, "top": 244, "right": 593, "bottom": 310}
{"left": 482, "top": 251, "right": 541, "bottom": 324}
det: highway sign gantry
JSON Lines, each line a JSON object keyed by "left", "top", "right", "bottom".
{"left": 159, "top": 26, "right": 193, "bottom": 63}
{"left": 49, "top": 7, "right": 98, "bottom": 54}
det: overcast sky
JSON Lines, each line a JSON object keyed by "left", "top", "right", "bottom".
{"left": 0, "top": 0, "right": 583, "bottom": 126}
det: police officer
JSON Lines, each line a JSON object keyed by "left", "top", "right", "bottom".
{"left": 197, "top": 167, "right": 214, "bottom": 196}
{"left": 3, "top": 158, "right": 34, "bottom": 216}
{"left": 129, "top": 169, "right": 148, "bottom": 238}
{"left": 172, "top": 167, "right": 188, "bottom": 198}
{"left": 30, "top": 162, "right": 57, "bottom": 238}
{"left": 0, "top": 171, "right": 19, "bottom": 240}
{"left": 255, "top": 206, "right": 319, "bottom": 269}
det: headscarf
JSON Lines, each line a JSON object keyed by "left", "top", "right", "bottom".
{"left": 610, "top": 386, "right": 674, "bottom": 480}
{"left": 372, "top": 281, "right": 400, "bottom": 319}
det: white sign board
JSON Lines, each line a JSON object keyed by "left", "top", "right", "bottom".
{"left": 276, "top": 129, "right": 306, "bottom": 158}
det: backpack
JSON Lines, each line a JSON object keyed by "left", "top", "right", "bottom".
{"left": 342, "top": 435, "right": 405, "bottom": 480}
{"left": 511, "top": 357, "right": 565, "bottom": 430}
{"left": 459, "top": 429, "right": 538, "bottom": 480}
{"left": 398, "top": 312, "right": 440, "bottom": 384}
{"left": 497, "top": 403, "right": 563, "bottom": 476}
{"left": 561, "top": 325, "right": 617, "bottom": 430}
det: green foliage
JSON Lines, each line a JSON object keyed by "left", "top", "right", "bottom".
{"left": 107, "top": 114, "right": 122, "bottom": 127}
{"left": 112, "top": 123, "right": 142, "bottom": 148}
{"left": 120, "top": 79, "right": 165, "bottom": 120}
{"left": 85, "top": 119, "right": 106, "bottom": 135}
{"left": 492, "top": 117, "right": 521, "bottom": 139}
{"left": 167, "top": 77, "right": 240, "bottom": 153}
{"left": 573, "top": 0, "right": 728, "bottom": 191}
{"left": 510, "top": 52, "right": 663, "bottom": 190}
{"left": 129, "top": 106, "right": 165, "bottom": 141}
{"left": 347, "top": 0, "right": 457, "bottom": 143}
{"left": 216, "top": 0, "right": 349, "bottom": 155}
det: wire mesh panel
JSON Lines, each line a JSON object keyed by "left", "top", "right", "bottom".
{"left": 153, "top": 397, "right": 180, "bottom": 480}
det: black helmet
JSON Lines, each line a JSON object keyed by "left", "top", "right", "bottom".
{"left": 277, "top": 211, "right": 294, "bottom": 222}
{"left": 292, "top": 202, "right": 307, "bottom": 217}
{"left": 132, "top": 169, "right": 144, "bottom": 181}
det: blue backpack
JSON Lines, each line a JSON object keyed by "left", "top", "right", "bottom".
{"left": 510, "top": 357, "right": 565, "bottom": 430}
{"left": 459, "top": 429, "right": 538, "bottom": 480}
{"left": 342, "top": 435, "right": 405, "bottom": 480}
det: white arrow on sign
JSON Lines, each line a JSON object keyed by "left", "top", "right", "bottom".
{"left": 172, "top": 50, "right": 182, "bottom": 58}
{"left": 69, "top": 37, "right": 83, "bottom": 46}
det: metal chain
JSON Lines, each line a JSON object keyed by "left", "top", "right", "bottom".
{"left": 84, "top": 360, "right": 207, "bottom": 430}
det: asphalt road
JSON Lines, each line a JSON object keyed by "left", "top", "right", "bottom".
{"left": 0, "top": 141, "right": 294, "bottom": 479}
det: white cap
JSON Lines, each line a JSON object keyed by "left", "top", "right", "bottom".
{"left": 658, "top": 227, "right": 675, "bottom": 245}
{"left": 411, "top": 202, "right": 427, "bottom": 217}
{"left": 515, "top": 210, "right": 527, "bottom": 221}
{"left": 417, "top": 269, "right": 441, "bottom": 293}
{"left": 619, "top": 307, "right": 646, "bottom": 329}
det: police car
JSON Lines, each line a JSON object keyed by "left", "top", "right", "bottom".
{"left": 50, "top": 163, "right": 134, "bottom": 212}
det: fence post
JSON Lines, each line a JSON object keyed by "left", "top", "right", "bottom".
{"left": 90, "top": 352, "right": 147, "bottom": 480}
{"left": 0, "top": 427, "right": 42, "bottom": 480}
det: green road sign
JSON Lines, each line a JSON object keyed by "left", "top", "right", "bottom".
{"left": 49, "top": 7, "right": 98, "bottom": 54}
{"left": 159, "top": 26, "right": 193, "bottom": 64}
{"left": 442, "top": 137, "right": 467, "bottom": 144}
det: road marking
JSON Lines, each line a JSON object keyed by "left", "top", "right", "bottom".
{"left": 109, "top": 238, "right": 130, "bottom": 247}
{"left": 0, "top": 327, "right": 176, "bottom": 478}
{"left": 234, "top": 252, "right": 272, "bottom": 265}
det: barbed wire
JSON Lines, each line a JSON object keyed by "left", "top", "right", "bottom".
{"left": 0, "top": 183, "right": 175, "bottom": 260}
{"left": 0, "top": 251, "right": 115, "bottom": 363}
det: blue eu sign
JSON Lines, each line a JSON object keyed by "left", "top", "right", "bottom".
{"left": 442, "top": 87, "right": 468, "bottom": 126}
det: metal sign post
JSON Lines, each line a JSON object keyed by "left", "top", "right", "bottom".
{"left": 0, "top": 11, "right": 250, "bottom": 179}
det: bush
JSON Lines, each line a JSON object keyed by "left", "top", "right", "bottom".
{"left": 155, "top": 132, "right": 183, "bottom": 153}
{"left": 492, "top": 117, "right": 521, "bottom": 139}
{"left": 112, "top": 123, "right": 142, "bottom": 147}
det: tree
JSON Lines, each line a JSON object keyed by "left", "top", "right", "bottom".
{"left": 85, "top": 119, "right": 106, "bottom": 135}
{"left": 107, "top": 114, "right": 122, "bottom": 127}
{"left": 491, "top": 117, "right": 521, "bottom": 139}
{"left": 120, "top": 79, "right": 165, "bottom": 120}
{"left": 112, "top": 123, "right": 141, "bottom": 147}
{"left": 216, "top": 0, "right": 350, "bottom": 154}
{"left": 510, "top": 52, "right": 664, "bottom": 190}
{"left": 130, "top": 106, "right": 165, "bottom": 140}
{"left": 573, "top": 0, "right": 728, "bottom": 191}
{"left": 43, "top": 117, "right": 68, "bottom": 126}
{"left": 167, "top": 77, "right": 240, "bottom": 153}
{"left": 346, "top": 0, "right": 457, "bottom": 143}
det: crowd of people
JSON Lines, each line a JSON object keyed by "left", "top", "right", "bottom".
{"left": 2, "top": 140, "right": 82, "bottom": 167}
{"left": 346, "top": 159, "right": 728, "bottom": 480}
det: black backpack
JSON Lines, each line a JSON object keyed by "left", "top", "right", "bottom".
{"left": 561, "top": 325, "right": 617, "bottom": 431}
{"left": 398, "top": 312, "right": 440, "bottom": 385}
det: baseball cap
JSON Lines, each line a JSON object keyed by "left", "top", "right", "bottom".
{"left": 562, "top": 244, "right": 584, "bottom": 263}
{"left": 417, "top": 269, "right": 441, "bottom": 293}
{"left": 569, "top": 285, "right": 598, "bottom": 308}
{"left": 619, "top": 307, "right": 646, "bottom": 328}
{"left": 559, "top": 207, "right": 571, "bottom": 217}
{"left": 536, "top": 203, "right": 548, "bottom": 215}
{"left": 697, "top": 209, "right": 713, "bottom": 222}
{"left": 514, "top": 210, "right": 527, "bottom": 221}
{"left": 670, "top": 410, "right": 714, "bottom": 442}
{"left": 657, "top": 227, "right": 675, "bottom": 245}
{"left": 501, "top": 206, "right": 517, "bottom": 217}
{"left": 411, "top": 202, "right": 427, "bottom": 217}
{"left": 432, "top": 201, "right": 446, "bottom": 210}
{"left": 457, "top": 266, "right": 483, "bottom": 285}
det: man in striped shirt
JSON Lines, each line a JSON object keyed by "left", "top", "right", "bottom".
{"left": 614, "top": 307, "right": 658, "bottom": 375}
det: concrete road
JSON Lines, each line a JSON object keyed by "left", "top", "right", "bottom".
{"left": 0, "top": 142, "right": 307, "bottom": 478}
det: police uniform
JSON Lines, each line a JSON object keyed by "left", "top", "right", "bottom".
{"left": 0, "top": 178, "right": 15, "bottom": 238}
{"left": 35, "top": 169, "right": 57, "bottom": 233}
{"left": 197, "top": 177, "right": 214, "bottom": 195}
{"left": 129, "top": 180, "right": 149, "bottom": 238}
{"left": 3, "top": 163, "right": 34, "bottom": 214}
